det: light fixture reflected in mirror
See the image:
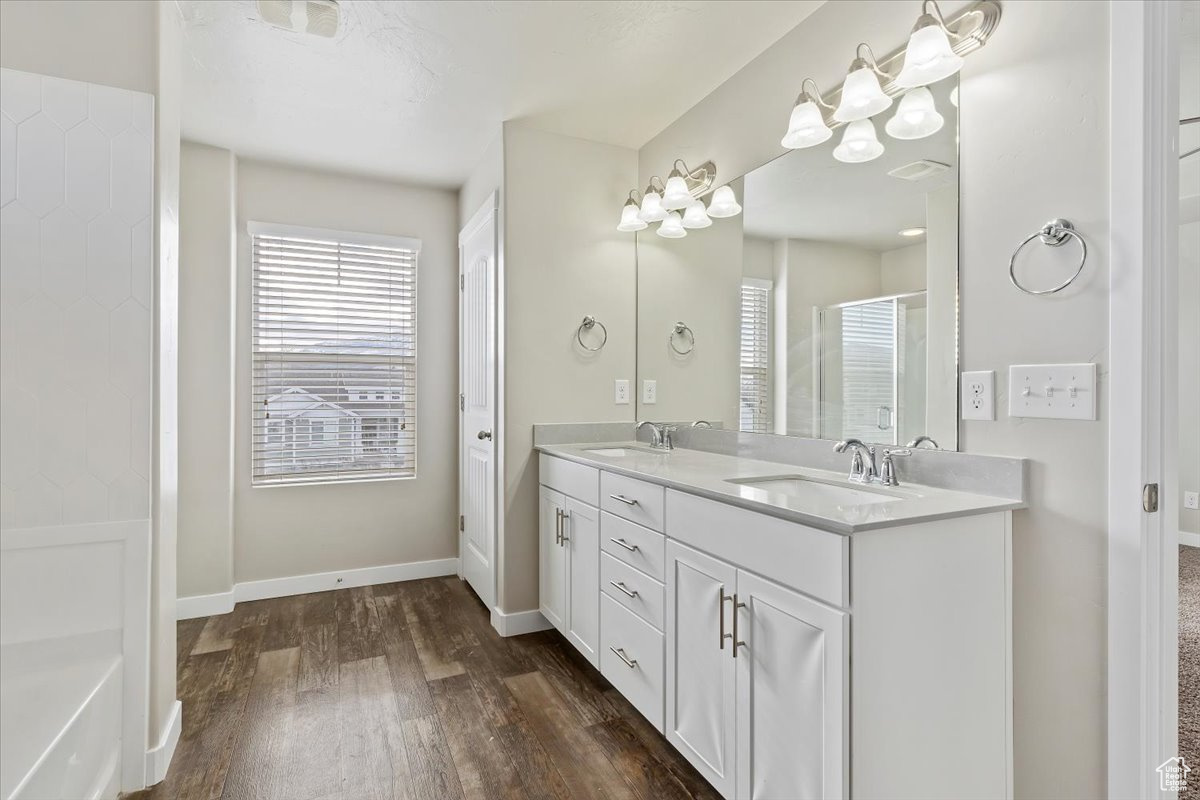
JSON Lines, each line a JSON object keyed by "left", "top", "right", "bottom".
{"left": 681, "top": 199, "right": 713, "bottom": 229}
{"left": 616, "top": 194, "right": 648, "bottom": 232}
{"left": 899, "top": 227, "right": 927, "bottom": 237}
{"left": 885, "top": 87, "right": 944, "bottom": 140}
{"left": 895, "top": 1, "right": 965, "bottom": 88}
{"left": 657, "top": 211, "right": 687, "bottom": 238}
{"left": 833, "top": 44, "right": 892, "bottom": 123}
{"left": 706, "top": 185, "right": 742, "bottom": 218}
{"left": 638, "top": 179, "right": 668, "bottom": 222}
{"left": 833, "top": 119, "right": 884, "bottom": 163}
{"left": 782, "top": 79, "right": 834, "bottom": 149}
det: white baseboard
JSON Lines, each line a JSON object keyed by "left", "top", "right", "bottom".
{"left": 490, "top": 607, "right": 552, "bottom": 637}
{"left": 145, "top": 699, "right": 181, "bottom": 786}
{"left": 176, "top": 558, "right": 460, "bottom": 620}
{"left": 1181, "top": 531, "right": 1200, "bottom": 548}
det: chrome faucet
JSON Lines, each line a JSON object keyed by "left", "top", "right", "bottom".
{"left": 637, "top": 421, "right": 677, "bottom": 450}
{"left": 878, "top": 448, "right": 911, "bottom": 486}
{"left": 906, "top": 434, "right": 940, "bottom": 449}
{"left": 833, "top": 439, "right": 877, "bottom": 483}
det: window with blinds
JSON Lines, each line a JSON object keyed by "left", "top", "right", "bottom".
{"left": 739, "top": 279, "right": 771, "bottom": 433}
{"left": 251, "top": 223, "right": 419, "bottom": 486}
{"left": 839, "top": 298, "right": 900, "bottom": 444}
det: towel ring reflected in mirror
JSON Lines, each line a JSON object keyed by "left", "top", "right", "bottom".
{"left": 576, "top": 315, "right": 608, "bottom": 352}
{"left": 1008, "top": 218, "right": 1088, "bottom": 296}
{"left": 669, "top": 322, "right": 695, "bottom": 355}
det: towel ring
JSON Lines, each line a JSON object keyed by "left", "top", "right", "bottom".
{"left": 1009, "top": 218, "right": 1088, "bottom": 296}
{"left": 669, "top": 322, "right": 695, "bottom": 355}
{"left": 576, "top": 315, "right": 608, "bottom": 352}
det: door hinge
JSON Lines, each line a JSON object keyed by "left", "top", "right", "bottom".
{"left": 459, "top": 514, "right": 465, "bottom": 532}
{"left": 1143, "top": 483, "right": 1159, "bottom": 513}
{"left": 459, "top": 393, "right": 465, "bottom": 411}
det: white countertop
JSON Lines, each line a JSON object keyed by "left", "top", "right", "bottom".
{"left": 536, "top": 441, "right": 1024, "bottom": 534}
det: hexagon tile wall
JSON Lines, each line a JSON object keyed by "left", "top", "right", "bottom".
{"left": 1, "top": 68, "right": 154, "bottom": 530}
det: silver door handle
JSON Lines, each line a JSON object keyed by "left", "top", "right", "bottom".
{"left": 609, "top": 580, "right": 638, "bottom": 598}
{"left": 609, "top": 646, "right": 638, "bottom": 668}
{"left": 554, "top": 508, "right": 562, "bottom": 545}
{"left": 608, "top": 494, "right": 639, "bottom": 506}
{"left": 477, "top": 430, "right": 492, "bottom": 440}
{"left": 559, "top": 510, "right": 569, "bottom": 545}
{"left": 730, "top": 592, "right": 746, "bottom": 659}
{"left": 719, "top": 587, "right": 732, "bottom": 650}
{"left": 609, "top": 537, "right": 639, "bottom": 552}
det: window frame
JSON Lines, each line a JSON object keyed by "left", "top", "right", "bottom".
{"left": 248, "top": 221, "right": 421, "bottom": 487}
{"left": 739, "top": 277, "right": 772, "bottom": 434}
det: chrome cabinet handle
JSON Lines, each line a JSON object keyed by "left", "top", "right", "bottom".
{"left": 554, "top": 508, "right": 562, "bottom": 545}
{"left": 609, "top": 646, "right": 638, "bottom": 668}
{"left": 731, "top": 592, "right": 746, "bottom": 658}
{"left": 608, "top": 494, "right": 639, "bottom": 506}
{"left": 609, "top": 537, "right": 639, "bottom": 552}
{"left": 609, "top": 580, "right": 638, "bottom": 598}
{"left": 719, "top": 587, "right": 733, "bottom": 650}
{"left": 559, "top": 510, "right": 569, "bottom": 545}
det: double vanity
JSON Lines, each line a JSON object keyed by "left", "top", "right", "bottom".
{"left": 536, "top": 435, "right": 1022, "bottom": 800}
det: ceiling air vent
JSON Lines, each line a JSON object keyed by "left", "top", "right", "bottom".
{"left": 887, "top": 159, "right": 951, "bottom": 181}
{"left": 257, "top": 0, "right": 340, "bottom": 38}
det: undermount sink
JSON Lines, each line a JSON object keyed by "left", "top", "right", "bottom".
{"left": 726, "top": 475, "right": 906, "bottom": 506}
{"left": 583, "top": 446, "right": 665, "bottom": 457}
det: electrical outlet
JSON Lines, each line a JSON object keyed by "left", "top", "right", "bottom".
{"left": 1186, "top": 491, "right": 1200, "bottom": 511}
{"left": 642, "top": 379, "right": 657, "bottom": 405}
{"left": 961, "top": 370, "right": 995, "bottom": 421}
{"left": 1008, "top": 363, "right": 1097, "bottom": 420}
{"left": 614, "top": 379, "right": 630, "bottom": 405}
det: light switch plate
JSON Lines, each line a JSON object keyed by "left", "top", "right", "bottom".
{"left": 1008, "top": 363, "right": 1097, "bottom": 420}
{"left": 642, "top": 379, "right": 657, "bottom": 405}
{"left": 961, "top": 370, "right": 995, "bottom": 420}
{"left": 614, "top": 379, "right": 630, "bottom": 405}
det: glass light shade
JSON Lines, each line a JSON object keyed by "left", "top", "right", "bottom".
{"left": 638, "top": 190, "right": 668, "bottom": 222}
{"left": 895, "top": 21, "right": 964, "bottom": 88}
{"left": 706, "top": 185, "right": 742, "bottom": 218}
{"left": 681, "top": 200, "right": 712, "bottom": 229}
{"left": 661, "top": 174, "right": 693, "bottom": 210}
{"left": 617, "top": 201, "right": 648, "bottom": 232}
{"left": 833, "top": 119, "right": 885, "bottom": 163}
{"left": 950, "top": 85, "right": 959, "bottom": 108}
{"left": 833, "top": 65, "right": 892, "bottom": 122}
{"left": 781, "top": 100, "right": 833, "bottom": 149}
{"left": 885, "top": 87, "right": 944, "bottom": 140}
{"left": 656, "top": 211, "right": 687, "bottom": 238}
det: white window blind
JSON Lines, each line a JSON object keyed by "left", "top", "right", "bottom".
{"left": 739, "top": 280, "right": 771, "bottom": 433}
{"left": 840, "top": 299, "right": 899, "bottom": 444}
{"left": 251, "top": 222, "right": 420, "bottom": 486}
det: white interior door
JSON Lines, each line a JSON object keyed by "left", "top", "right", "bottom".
{"left": 459, "top": 195, "right": 497, "bottom": 609}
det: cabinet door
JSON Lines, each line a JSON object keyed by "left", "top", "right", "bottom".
{"left": 735, "top": 570, "right": 847, "bottom": 800}
{"left": 564, "top": 497, "right": 599, "bottom": 666}
{"left": 538, "top": 486, "right": 567, "bottom": 633}
{"left": 665, "top": 541, "right": 738, "bottom": 799}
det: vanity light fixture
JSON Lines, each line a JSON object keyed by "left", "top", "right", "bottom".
{"left": 657, "top": 211, "right": 688, "bottom": 238}
{"left": 782, "top": 79, "right": 835, "bottom": 149}
{"left": 681, "top": 199, "right": 713, "bottom": 229}
{"left": 894, "top": 0, "right": 966, "bottom": 88}
{"left": 899, "top": 227, "right": 927, "bottom": 237}
{"left": 706, "top": 185, "right": 742, "bottom": 218}
{"left": 661, "top": 162, "right": 695, "bottom": 210}
{"left": 833, "top": 44, "right": 892, "bottom": 123}
{"left": 616, "top": 192, "right": 648, "bottom": 232}
{"left": 885, "top": 87, "right": 944, "bottom": 140}
{"left": 833, "top": 119, "right": 885, "bottom": 164}
{"left": 637, "top": 178, "right": 669, "bottom": 223}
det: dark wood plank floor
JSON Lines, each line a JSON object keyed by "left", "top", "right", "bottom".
{"left": 126, "top": 576, "right": 720, "bottom": 800}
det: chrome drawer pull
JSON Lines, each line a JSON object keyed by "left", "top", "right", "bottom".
{"left": 609, "top": 580, "right": 638, "bottom": 599}
{"left": 609, "top": 646, "right": 638, "bottom": 669}
{"left": 719, "top": 587, "right": 733, "bottom": 650}
{"left": 608, "top": 494, "right": 639, "bottom": 506}
{"left": 609, "top": 537, "right": 639, "bottom": 552}
{"left": 731, "top": 592, "right": 746, "bottom": 659}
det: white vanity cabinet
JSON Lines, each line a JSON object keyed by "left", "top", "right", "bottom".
{"left": 538, "top": 453, "right": 1012, "bottom": 800}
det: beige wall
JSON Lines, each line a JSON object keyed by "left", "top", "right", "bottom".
{"left": 229, "top": 160, "right": 459, "bottom": 583}
{"left": 880, "top": 243, "right": 927, "bottom": 295}
{"left": 460, "top": 133, "right": 503, "bottom": 227}
{"left": 743, "top": 236, "right": 775, "bottom": 281}
{"left": 502, "top": 122, "right": 637, "bottom": 612}
{"left": 178, "top": 142, "right": 236, "bottom": 597}
{"left": 638, "top": 1, "right": 1111, "bottom": 795}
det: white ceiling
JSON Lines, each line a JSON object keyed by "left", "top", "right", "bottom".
{"left": 177, "top": 0, "right": 825, "bottom": 188}
{"left": 743, "top": 78, "right": 959, "bottom": 252}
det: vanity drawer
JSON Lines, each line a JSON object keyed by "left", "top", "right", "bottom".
{"left": 539, "top": 454, "right": 599, "bottom": 505}
{"left": 601, "top": 472, "right": 665, "bottom": 531}
{"left": 601, "top": 552, "right": 665, "bottom": 630}
{"left": 666, "top": 489, "right": 849, "bottom": 608}
{"left": 600, "top": 593, "right": 664, "bottom": 732}
{"left": 601, "top": 512, "right": 665, "bottom": 580}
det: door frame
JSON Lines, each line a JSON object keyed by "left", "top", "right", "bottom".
{"left": 459, "top": 192, "right": 500, "bottom": 614}
{"left": 1107, "top": 2, "right": 1180, "bottom": 797}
